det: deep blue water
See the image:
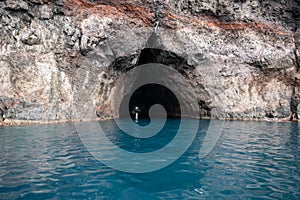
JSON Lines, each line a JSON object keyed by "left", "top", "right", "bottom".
{"left": 0, "top": 119, "right": 299, "bottom": 199}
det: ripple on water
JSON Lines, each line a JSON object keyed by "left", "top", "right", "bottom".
{"left": 0, "top": 120, "right": 299, "bottom": 199}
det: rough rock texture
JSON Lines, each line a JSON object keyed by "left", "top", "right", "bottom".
{"left": 0, "top": 0, "right": 300, "bottom": 121}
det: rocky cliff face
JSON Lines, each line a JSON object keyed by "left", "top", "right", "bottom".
{"left": 0, "top": 0, "right": 299, "bottom": 122}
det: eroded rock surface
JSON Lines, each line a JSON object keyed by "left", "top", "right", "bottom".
{"left": 0, "top": 0, "right": 299, "bottom": 121}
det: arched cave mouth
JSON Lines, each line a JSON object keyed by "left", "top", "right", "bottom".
{"left": 111, "top": 40, "right": 196, "bottom": 120}
{"left": 122, "top": 83, "right": 181, "bottom": 120}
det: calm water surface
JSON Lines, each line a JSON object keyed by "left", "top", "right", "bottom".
{"left": 0, "top": 119, "right": 299, "bottom": 199}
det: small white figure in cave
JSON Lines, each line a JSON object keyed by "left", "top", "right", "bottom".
{"left": 133, "top": 106, "right": 141, "bottom": 122}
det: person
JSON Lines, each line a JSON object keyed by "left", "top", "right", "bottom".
{"left": 290, "top": 94, "right": 300, "bottom": 121}
{"left": 132, "top": 106, "right": 141, "bottom": 122}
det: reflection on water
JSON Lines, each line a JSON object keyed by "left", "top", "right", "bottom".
{"left": 0, "top": 120, "right": 299, "bottom": 199}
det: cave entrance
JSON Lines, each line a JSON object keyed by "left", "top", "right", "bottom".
{"left": 128, "top": 83, "right": 180, "bottom": 120}
{"left": 119, "top": 83, "right": 181, "bottom": 120}
{"left": 117, "top": 41, "right": 190, "bottom": 120}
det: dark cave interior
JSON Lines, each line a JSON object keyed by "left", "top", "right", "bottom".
{"left": 117, "top": 44, "right": 191, "bottom": 120}
{"left": 119, "top": 83, "right": 181, "bottom": 120}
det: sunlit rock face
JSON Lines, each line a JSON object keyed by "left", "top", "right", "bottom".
{"left": 0, "top": 0, "right": 299, "bottom": 121}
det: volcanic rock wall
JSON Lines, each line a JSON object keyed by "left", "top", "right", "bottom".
{"left": 0, "top": 0, "right": 299, "bottom": 121}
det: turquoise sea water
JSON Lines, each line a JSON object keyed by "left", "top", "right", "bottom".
{"left": 0, "top": 119, "right": 299, "bottom": 199}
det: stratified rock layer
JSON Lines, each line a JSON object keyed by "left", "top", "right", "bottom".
{"left": 0, "top": 0, "right": 299, "bottom": 121}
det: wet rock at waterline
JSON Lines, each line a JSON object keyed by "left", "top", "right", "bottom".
{"left": 290, "top": 93, "right": 300, "bottom": 120}
{"left": 0, "top": 0, "right": 299, "bottom": 122}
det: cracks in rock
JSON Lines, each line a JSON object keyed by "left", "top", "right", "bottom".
{"left": 294, "top": 45, "right": 300, "bottom": 73}
{"left": 292, "top": 41, "right": 299, "bottom": 95}
{"left": 137, "top": 48, "right": 193, "bottom": 72}
{"left": 108, "top": 55, "right": 138, "bottom": 73}
{"left": 108, "top": 48, "right": 193, "bottom": 74}
{"left": 292, "top": 4, "right": 300, "bottom": 95}
{"left": 245, "top": 59, "right": 269, "bottom": 70}
{"left": 293, "top": 29, "right": 300, "bottom": 73}
{"left": 198, "top": 100, "right": 211, "bottom": 117}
